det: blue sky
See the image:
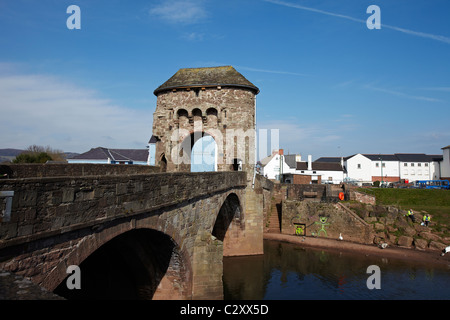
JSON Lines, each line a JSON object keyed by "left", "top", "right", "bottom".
{"left": 1, "top": 0, "right": 449, "bottom": 160}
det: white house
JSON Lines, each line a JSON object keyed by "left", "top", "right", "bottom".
{"left": 396, "top": 153, "right": 442, "bottom": 182}
{"left": 343, "top": 153, "right": 443, "bottom": 184}
{"left": 292, "top": 155, "right": 344, "bottom": 184}
{"left": 262, "top": 151, "right": 344, "bottom": 184}
{"left": 344, "top": 154, "right": 374, "bottom": 184}
{"left": 260, "top": 149, "right": 296, "bottom": 180}
{"left": 441, "top": 145, "right": 450, "bottom": 181}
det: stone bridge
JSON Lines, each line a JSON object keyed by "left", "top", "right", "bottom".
{"left": 0, "top": 164, "right": 264, "bottom": 300}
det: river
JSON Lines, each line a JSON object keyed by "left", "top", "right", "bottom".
{"left": 223, "top": 239, "right": 450, "bottom": 300}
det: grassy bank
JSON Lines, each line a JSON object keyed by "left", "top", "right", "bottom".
{"left": 358, "top": 188, "right": 450, "bottom": 228}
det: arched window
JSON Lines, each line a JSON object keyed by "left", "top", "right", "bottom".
{"left": 177, "top": 109, "right": 189, "bottom": 127}
{"left": 192, "top": 108, "right": 202, "bottom": 123}
{"left": 177, "top": 109, "right": 188, "bottom": 119}
{"left": 206, "top": 108, "right": 218, "bottom": 126}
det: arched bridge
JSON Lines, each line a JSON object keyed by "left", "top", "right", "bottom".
{"left": 0, "top": 164, "right": 264, "bottom": 299}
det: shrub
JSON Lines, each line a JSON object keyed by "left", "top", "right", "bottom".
{"left": 13, "top": 152, "right": 53, "bottom": 163}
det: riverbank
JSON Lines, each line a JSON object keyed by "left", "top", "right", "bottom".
{"left": 264, "top": 233, "right": 450, "bottom": 268}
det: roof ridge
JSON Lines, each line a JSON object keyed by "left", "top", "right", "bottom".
{"left": 109, "top": 149, "right": 133, "bottom": 161}
{"left": 154, "top": 65, "right": 259, "bottom": 95}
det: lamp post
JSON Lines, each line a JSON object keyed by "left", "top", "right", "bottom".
{"left": 379, "top": 155, "right": 383, "bottom": 186}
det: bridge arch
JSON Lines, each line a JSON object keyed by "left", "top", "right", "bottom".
{"left": 212, "top": 192, "right": 244, "bottom": 256}
{"left": 54, "top": 228, "right": 189, "bottom": 300}
{"left": 44, "top": 217, "right": 192, "bottom": 299}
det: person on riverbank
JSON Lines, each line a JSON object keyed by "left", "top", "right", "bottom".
{"left": 406, "top": 209, "right": 416, "bottom": 223}
{"left": 422, "top": 214, "right": 431, "bottom": 227}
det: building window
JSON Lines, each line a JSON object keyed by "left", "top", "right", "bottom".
{"left": 357, "top": 164, "right": 361, "bottom": 169}
{"left": 382, "top": 163, "right": 385, "bottom": 168}
{"left": 418, "top": 163, "right": 421, "bottom": 167}
{"left": 376, "top": 163, "right": 379, "bottom": 168}
{"left": 404, "top": 163, "right": 407, "bottom": 167}
{"left": 411, "top": 163, "right": 414, "bottom": 167}
{"left": 425, "top": 163, "right": 429, "bottom": 167}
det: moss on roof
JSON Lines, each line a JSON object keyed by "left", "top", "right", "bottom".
{"left": 154, "top": 66, "right": 259, "bottom": 95}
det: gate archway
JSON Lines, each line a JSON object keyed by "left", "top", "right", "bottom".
{"left": 189, "top": 132, "right": 217, "bottom": 172}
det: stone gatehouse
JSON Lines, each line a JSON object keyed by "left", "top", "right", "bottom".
{"left": 151, "top": 66, "right": 259, "bottom": 182}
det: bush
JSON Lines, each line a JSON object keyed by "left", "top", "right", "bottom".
{"left": 13, "top": 152, "right": 53, "bottom": 164}
{"left": 12, "top": 145, "right": 65, "bottom": 164}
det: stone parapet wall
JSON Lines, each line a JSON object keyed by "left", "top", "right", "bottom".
{"left": 0, "top": 163, "right": 159, "bottom": 179}
{"left": 0, "top": 171, "right": 246, "bottom": 246}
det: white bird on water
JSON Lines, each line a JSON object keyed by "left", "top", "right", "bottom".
{"left": 338, "top": 233, "right": 343, "bottom": 241}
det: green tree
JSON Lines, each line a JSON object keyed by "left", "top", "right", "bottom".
{"left": 13, "top": 145, "right": 65, "bottom": 163}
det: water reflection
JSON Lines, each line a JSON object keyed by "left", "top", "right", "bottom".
{"left": 223, "top": 240, "right": 450, "bottom": 300}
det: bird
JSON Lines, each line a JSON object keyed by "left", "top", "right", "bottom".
{"left": 441, "top": 246, "right": 450, "bottom": 256}
{"left": 338, "top": 233, "right": 343, "bottom": 241}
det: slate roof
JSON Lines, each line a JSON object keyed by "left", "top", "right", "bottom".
{"left": 154, "top": 66, "right": 259, "bottom": 95}
{"left": 363, "top": 154, "right": 400, "bottom": 161}
{"left": 283, "top": 154, "right": 297, "bottom": 169}
{"left": 70, "top": 147, "right": 149, "bottom": 162}
{"left": 260, "top": 154, "right": 274, "bottom": 166}
{"left": 148, "top": 135, "right": 159, "bottom": 144}
{"left": 296, "top": 162, "right": 343, "bottom": 171}
{"left": 345, "top": 153, "right": 442, "bottom": 162}
{"left": 394, "top": 153, "right": 431, "bottom": 162}
{"left": 314, "top": 157, "right": 342, "bottom": 163}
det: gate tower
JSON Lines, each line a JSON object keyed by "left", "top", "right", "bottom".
{"left": 151, "top": 66, "right": 259, "bottom": 182}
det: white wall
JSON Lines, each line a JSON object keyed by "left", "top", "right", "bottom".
{"left": 400, "top": 162, "right": 439, "bottom": 182}
{"left": 372, "top": 160, "right": 399, "bottom": 180}
{"left": 314, "top": 170, "right": 344, "bottom": 184}
{"left": 345, "top": 154, "right": 372, "bottom": 182}
{"left": 262, "top": 155, "right": 295, "bottom": 179}
{"left": 441, "top": 148, "right": 450, "bottom": 179}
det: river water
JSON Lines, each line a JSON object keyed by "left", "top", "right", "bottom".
{"left": 223, "top": 239, "right": 450, "bottom": 300}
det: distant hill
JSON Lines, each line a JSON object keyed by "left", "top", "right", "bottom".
{"left": 0, "top": 149, "right": 79, "bottom": 162}
{"left": 0, "top": 148, "right": 25, "bottom": 162}
{"left": 64, "top": 152, "right": 80, "bottom": 159}
{"left": 0, "top": 148, "right": 25, "bottom": 156}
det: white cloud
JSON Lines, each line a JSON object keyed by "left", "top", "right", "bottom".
{"left": 0, "top": 70, "right": 152, "bottom": 153}
{"left": 182, "top": 32, "right": 205, "bottom": 41}
{"left": 422, "top": 87, "right": 450, "bottom": 92}
{"left": 364, "top": 84, "right": 443, "bottom": 102}
{"left": 256, "top": 119, "right": 350, "bottom": 158}
{"left": 149, "top": 0, "right": 208, "bottom": 24}
{"left": 264, "top": 0, "right": 450, "bottom": 45}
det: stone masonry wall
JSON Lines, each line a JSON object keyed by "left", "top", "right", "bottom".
{"left": 0, "top": 171, "right": 251, "bottom": 299}
{"left": 152, "top": 87, "right": 256, "bottom": 181}
{"left": 0, "top": 163, "right": 159, "bottom": 179}
{"left": 281, "top": 200, "right": 373, "bottom": 244}
{"left": 0, "top": 171, "right": 246, "bottom": 243}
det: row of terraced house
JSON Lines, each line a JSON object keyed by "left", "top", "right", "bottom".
{"left": 260, "top": 145, "right": 450, "bottom": 185}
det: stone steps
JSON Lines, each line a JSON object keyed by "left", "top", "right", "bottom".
{"left": 267, "top": 203, "right": 281, "bottom": 233}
